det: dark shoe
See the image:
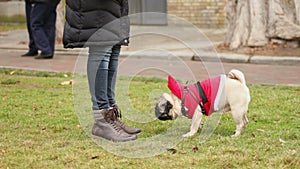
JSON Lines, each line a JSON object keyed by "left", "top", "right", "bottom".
{"left": 112, "top": 104, "right": 142, "bottom": 134}
{"left": 21, "top": 51, "right": 38, "bottom": 57}
{"left": 91, "top": 109, "right": 137, "bottom": 142}
{"left": 34, "top": 53, "right": 53, "bottom": 59}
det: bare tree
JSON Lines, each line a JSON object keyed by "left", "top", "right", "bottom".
{"left": 56, "top": 0, "right": 64, "bottom": 44}
{"left": 224, "top": 0, "right": 300, "bottom": 49}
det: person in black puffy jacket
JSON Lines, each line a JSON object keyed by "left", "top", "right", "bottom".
{"left": 63, "top": 0, "right": 141, "bottom": 142}
{"left": 27, "top": 0, "right": 61, "bottom": 59}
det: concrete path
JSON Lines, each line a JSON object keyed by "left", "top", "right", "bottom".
{"left": 0, "top": 28, "right": 299, "bottom": 86}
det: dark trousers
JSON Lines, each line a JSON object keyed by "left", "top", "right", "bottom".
{"left": 25, "top": 1, "right": 37, "bottom": 53}
{"left": 30, "top": 3, "right": 57, "bottom": 54}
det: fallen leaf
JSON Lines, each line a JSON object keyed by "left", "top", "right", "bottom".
{"left": 167, "top": 148, "right": 177, "bottom": 154}
{"left": 279, "top": 138, "right": 286, "bottom": 143}
{"left": 289, "top": 149, "right": 297, "bottom": 155}
{"left": 192, "top": 146, "right": 199, "bottom": 152}
{"left": 10, "top": 71, "right": 15, "bottom": 75}
{"left": 91, "top": 155, "right": 99, "bottom": 159}
{"left": 257, "top": 129, "right": 265, "bottom": 132}
{"left": 2, "top": 94, "right": 7, "bottom": 100}
{"left": 60, "top": 80, "right": 73, "bottom": 85}
{"left": 273, "top": 119, "right": 281, "bottom": 123}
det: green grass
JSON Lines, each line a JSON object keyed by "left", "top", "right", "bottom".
{"left": 0, "top": 69, "right": 299, "bottom": 168}
{"left": 0, "top": 15, "right": 26, "bottom": 23}
{"left": 0, "top": 15, "right": 26, "bottom": 31}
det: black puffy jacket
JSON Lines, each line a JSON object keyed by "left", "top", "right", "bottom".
{"left": 30, "top": 0, "right": 61, "bottom": 6}
{"left": 63, "top": 0, "right": 129, "bottom": 48}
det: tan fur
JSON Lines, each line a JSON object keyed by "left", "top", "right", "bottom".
{"left": 157, "top": 69, "right": 251, "bottom": 137}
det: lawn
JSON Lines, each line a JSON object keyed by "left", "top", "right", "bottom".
{"left": 0, "top": 15, "right": 26, "bottom": 32}
{"left": 0, "top": 68, "right": 299, "bottom": 169}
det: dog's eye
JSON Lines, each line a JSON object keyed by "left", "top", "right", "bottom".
{"left": 167, "top": 103, "right": 173, "bottom": 109}
{"left": 161, "top": 103, "right": 166, "bottom": 107}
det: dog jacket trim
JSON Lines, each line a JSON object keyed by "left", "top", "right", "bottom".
{"left": 168, "top": 75, "right": 226, "bottom": 118}
{"left": 214, "top": 75, "right": 226, "bottom": 111}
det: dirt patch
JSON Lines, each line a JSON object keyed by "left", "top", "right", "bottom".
{"left": 215, "top": 43, "right": 300, "bottom": 57}
{"left": 203, "top": 30, "right": 300, "bottom": 57}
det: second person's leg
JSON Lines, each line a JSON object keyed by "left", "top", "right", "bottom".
{"left": 30, "top": 3, "right": 53, "bottom": 58}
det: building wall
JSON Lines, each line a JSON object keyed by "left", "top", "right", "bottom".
{"left": 0, "top": 1, "right": 25, "bottom": 17}
{"left": 1, "top": 0, "right": 226, "bottom": 28}
{"left": 167, "top": 0, "right": 226, "bottom": 28}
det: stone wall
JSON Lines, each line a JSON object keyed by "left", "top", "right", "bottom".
{"left": 167, "top": 0, "right": 226, "bottom": 28}
{"left": 0, "top": 1, "right": 25, "bottom": 17}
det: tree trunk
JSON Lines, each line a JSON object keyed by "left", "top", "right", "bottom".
{"left": 296, "top": 0, "right": 300, "bottom": 25}
{"left": 55, "top": 0, "right": 64, "bottom": 44}
{"left": 225, "top": 0, "right": 300, "bottom": 49}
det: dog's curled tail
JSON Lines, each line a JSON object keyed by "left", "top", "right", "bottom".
{"left": 228, "top": 69, "right": 246, "bottom": 85}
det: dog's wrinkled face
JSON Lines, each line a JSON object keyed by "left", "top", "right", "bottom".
{"left": 155, "top": 95, "right": 174, "bottom": 121}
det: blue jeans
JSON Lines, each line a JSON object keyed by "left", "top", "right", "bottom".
{"left": 88, "top": 45, "right": 121, "bottom": 110}
{"left": 30, "top": 2, "right": 57, "bottom": 54}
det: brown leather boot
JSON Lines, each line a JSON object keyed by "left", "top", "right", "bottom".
{"left": 112, "top": 104, "right": 142, "bottom": 134}
{"left": 91, "top": 109, "right": 137, "bottom": 142}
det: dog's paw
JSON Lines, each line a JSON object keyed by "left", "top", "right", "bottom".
{"left": 182, "top": 132, "right": 195, "bottom": 138}
{"left": 231, "top": 131, "right": 241, "bottom": 137}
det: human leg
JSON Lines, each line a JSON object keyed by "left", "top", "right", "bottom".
{"left": 88, "top": 46, "right": 112, "bottom": 110}
{"left": 107, "top": 45, "right": 120, "bottom": 105}
{"left": 22, "top": 1, "right": 38, "bottom": 56}
{"left": 88, "top": 45, "right": 136, "bottom": 141}
{"left": 44, "top": 5, "right": 57, "bottom": 54}
{"left": 106, "top": 45, "right": 141, "bottom": 134}
{"left": 30, "top": 3, "right": 53, "bottom": 56}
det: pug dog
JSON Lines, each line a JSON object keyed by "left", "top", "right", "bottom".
{"left": 155, "top": 69, "right": 251, "bottom": 137}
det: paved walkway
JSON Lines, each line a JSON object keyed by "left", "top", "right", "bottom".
{"left": 0, "top": 28, "right": 299, "bottom": 86}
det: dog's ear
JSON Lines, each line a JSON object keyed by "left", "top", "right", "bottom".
{"left": 166, "top": 101, "right": 173, "bottom": 110}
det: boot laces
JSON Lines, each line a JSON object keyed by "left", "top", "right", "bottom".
{"left": 113, "top": 106, "right": 126, "bottom": 128}
{"left": 104, "top": 109, "right": 122, "bottom": 132}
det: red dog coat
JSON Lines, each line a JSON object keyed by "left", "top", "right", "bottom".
{"left": 168, "top": 75, "right": 226, "bottom": 118}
